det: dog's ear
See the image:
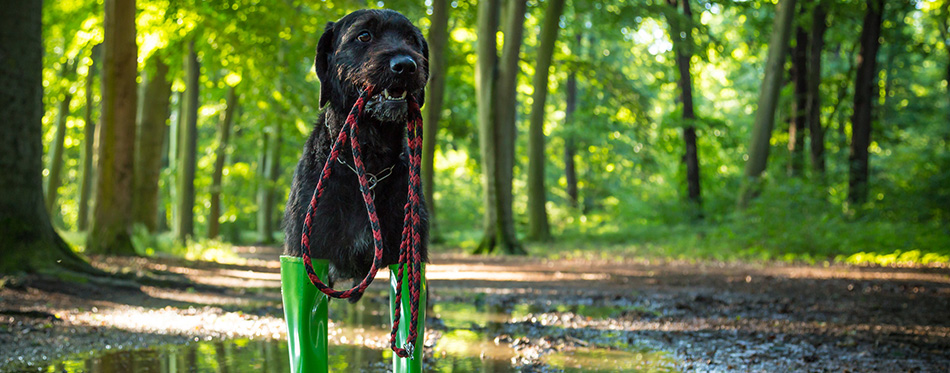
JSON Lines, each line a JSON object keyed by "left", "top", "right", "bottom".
{"left": 315, "top": 21, "right": 335, "bottom": 108}
{"left": 418, "top": 37, "right": 429, "bottom": 107}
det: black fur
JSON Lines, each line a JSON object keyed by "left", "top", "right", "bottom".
{"left": 283, "top": 9, "right": 430, "bottom": 303}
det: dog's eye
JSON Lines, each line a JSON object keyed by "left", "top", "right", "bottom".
{"left": 357, "top": 31, "right": 372, "bottom": 43}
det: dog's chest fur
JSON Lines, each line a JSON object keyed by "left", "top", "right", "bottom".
{"left": 283, "top": 111, "right": 420, "bottom": 282}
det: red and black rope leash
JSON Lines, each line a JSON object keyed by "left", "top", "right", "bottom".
{"left": 299, "top": 86, "right": 424, "bottom": 358}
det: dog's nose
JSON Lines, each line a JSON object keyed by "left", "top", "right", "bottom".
{"left": 389, "top": 55, "right": 417, "bottom": 75}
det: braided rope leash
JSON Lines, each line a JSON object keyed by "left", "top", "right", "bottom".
{"left": 300, "top": 86, "right": 425, "bottom": 358}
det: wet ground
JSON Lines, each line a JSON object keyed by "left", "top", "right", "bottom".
{"left": 1, "top": 246, "right": 949, "bottom": 372}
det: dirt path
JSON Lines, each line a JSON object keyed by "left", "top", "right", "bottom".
{"left": 1, "top": 246, "right": 948, "bottom": 371}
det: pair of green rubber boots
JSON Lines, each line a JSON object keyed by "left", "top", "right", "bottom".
{"left": 280, "top": 256, "right": 426, "bottom": 372}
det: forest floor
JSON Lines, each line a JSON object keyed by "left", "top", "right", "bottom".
{"left": 1, "top": 245, "right": 949, "bottom": 372}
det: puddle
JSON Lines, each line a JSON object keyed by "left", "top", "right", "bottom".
{"left": 544, "top": 347, "right": 679, "bottom": 372}
{"left": 19, "top": 295, "right": 677, "bottom": 372}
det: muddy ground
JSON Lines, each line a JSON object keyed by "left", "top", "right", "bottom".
{"left": 1, "top": 246, "right": 948, "bottom": 372}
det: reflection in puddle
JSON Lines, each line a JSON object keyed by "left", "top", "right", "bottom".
{"left": 544, "top": 347, "right": 679, "bottom": 372}
{"left": 24, "top": 296, "right": 677, "bottom": 372}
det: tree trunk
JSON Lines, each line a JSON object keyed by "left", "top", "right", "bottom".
{"left": 256, "top": 131, "right": 270, "bottom": 243}
{"left": 667, "top": 0, "right": 703, "bottom": 220}
{"left": 788, "top": 12, "right": 808, "bottom": 177}
{"left": 133, "top": 53, "right": 171, "bottom": 232}
{"left": 849, "top": 0, "right": 884, "bottom": 205}
{"left": 738, "top": 0, "right": 797, "bottom": 208}
{"left": 257, "top": 121, "right": 281, "bottom": 244}
{"left": 208, "top": 85, "right": 237, "bottom": 239}
{"left": 526, "top": 0, "right": 566, "bottom": 241}
{"left": 45, "top": 56, "right": 77, "bottom": 217}
{"left": 807, "top": 1, "right": 827, "bottom": 175}
{"left": 474, "top": 0, "right": 501, "bottom": 253}
{"left": 0, "top": 0, "right": 91, "bottom": 274}
{"left": 78, "top": 44, "right": 102, "bottom": 231}
{"left": 177, "top": 39, "right": 199, "bottom": 242}
{"left": 491, "top": 0, "right": 527, "bottom": 254}
{"left": 422, "top": 0, "right": 449, "bottom": 241}
{"left": 564, "top": 37, "right": 579, "bottom": 208}
{"left": 88, "top": 0, "right": 138, "bottom": 255}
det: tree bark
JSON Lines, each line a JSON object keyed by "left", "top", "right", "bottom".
{"left": 78, "top": 44, "right": 102, "bottom": 231}
{"left": 738, "top": 0, "right": 797, "bottom": 208}
{"left": 667, "top": 0, "right": 703, "bottom": 220}
{"left": 133, "top": 53, "right": 171, "bottom": 232}
{"left": 492, "top": 0, "right": 527, "bottom": 254}
{"left": 88, "top": 0, "right": 138, "bottom": 255}
{"left": 788, "top": 10, "right": 808, "bottom": 177}
{"left": 474, "top": 0, "right": 501, "bottom": 253}
{"left": 849, "top": 0, "right": 884, "bottom": 205}
{"left": 0, "top": 0, "right": 91, "bottom": 274}
{"left": 526, "top": 0, "right": 566, "bottom": 241}
{"left": 422, "top": 0, "right": 449, "bottom": 242}
{"left": 177, "top": 39, "right": 199, "bottom": 242}
{"left": 208, "top": 85, "right": 237, "bottom": 239}
{"left": 807, "top": 1, "right": 827, "bottom": 175}
{"left": 45, "top": 56, "right": 77, "bottom": 218}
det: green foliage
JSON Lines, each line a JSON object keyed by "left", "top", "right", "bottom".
{"left": 40, "top": 0, "right": 950, "bottom": 266}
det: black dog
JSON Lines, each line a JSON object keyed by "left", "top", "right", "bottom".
{"left": 283, "top": 9, "right": 429, "bottom": 302}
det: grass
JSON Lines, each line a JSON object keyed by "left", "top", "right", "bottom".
{"left": 59, "top": 226, "right": 243, "bottom": 264}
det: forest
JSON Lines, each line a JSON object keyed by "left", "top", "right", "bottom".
{"left": 1, "top": 0, "right": 949, "bottom": 371}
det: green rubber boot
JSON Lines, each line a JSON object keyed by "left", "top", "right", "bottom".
{"left": 389, "top": 263, "right": 426, "bottom": 372}
{"left": 281, "top": 256, "right": 330, "bottom": 373}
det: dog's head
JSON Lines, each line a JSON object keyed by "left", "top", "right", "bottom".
{"left": 315, "top": 9, "right": 428, "bottom": 122}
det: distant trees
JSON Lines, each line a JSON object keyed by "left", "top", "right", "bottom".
{"left": 88, "top": 0, "right": 138, "bottom": 255}
{"left": 849, "top": 0, "right": 885, "bottom": 205}
{"left": 133, "top": 53, "right": 171, "bottom": 232}
{"left": 739, "top": 0, "right": 798, "bottom": 208}
{"left": 177, "top": 39, "right": 199, "bottom": 242}
{"left": 0, "top": 0, "right": 90, "bottom": 274}
{"left": 45, "top": 56, "right": 77, "bottom": 217}
{"left": 422, "top": 0, "right": 450, "bottom": 240}
{"left": 665, "top": 0, "right": 703, "bottom": 220}
{"left": 208, "top": 85, "right": 237, "bottom": 239}
{"left": 475, "top": 0, "right": 527, "bottom": 254}
{"left": 78, "top": 44, "right": 101, "bottom": 231}
{"left": 807, "top": 1, "right": 828, "bottom": 175}
{"left": 526, "top": 0, "right": 566, "bottom": 241}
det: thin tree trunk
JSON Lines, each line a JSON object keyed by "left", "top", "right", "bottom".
{"left": 788, "top": 13, "right": 808, "bottom": 177}
{"left": 807, "top": 1, "right": 827, "bottom": 175}
{"left": 849, "top": 0, "right": 884, "bottom": 205}
{"left": 133, "top": 53, "right": 171, "bottom": 232}
{"left": 45, "top": 56, "right": 77, "bottom": 217}
{"left": 564, "top": 36, "right": 579, "bottom": 208}
{"left": 474, "top": 0, "right": 500, "bottom": 254}
{"left": 738, "top": 0, "right": 797, "bottom": 208}
{"left": 492, "top": 0, "right": 527, "bottom": 254}
{"left": 256, "top": 131, "right": 270, "bottom": 243}
{"left": 667, "top": 0, "right": 703, "bottom": 219}
{"left": 0, "top": 0, "right": 91, "bottom": 274}
{"left": 88, "top": 0, "right": 138, "bottom": 255}
{"left": 422, "top": 0, "right": 449, "bottom": 242}
{"left": 177, "top": 38, "right": 199, "bottom": 242}
{"left": 265, "top": 122, "right": 282, "bottom": 240}
{"left": 526, "top": 0, "right": 566, "bottom": 241}
{"left": 78, "top": 44, "right": 102, "bottom": 231}
{"left": 208, "top": 85, "right": 237, "bottom": 239}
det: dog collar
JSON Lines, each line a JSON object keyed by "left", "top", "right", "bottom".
{"left": 325, "top": 120, "right": 396, "bottom": 191}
